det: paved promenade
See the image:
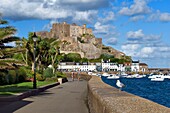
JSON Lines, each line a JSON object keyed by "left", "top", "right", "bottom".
{"left": 0, "top": 78, "right": 89, "bottom": 113}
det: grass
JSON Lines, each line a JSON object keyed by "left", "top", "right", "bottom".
{"left": 0, "top": 81, "right": 56, "bottom": 96}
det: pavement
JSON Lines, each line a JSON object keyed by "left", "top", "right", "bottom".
{"left": 0, "top": 78, "right": 89, "bottom": 113}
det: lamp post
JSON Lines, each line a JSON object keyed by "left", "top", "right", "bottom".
{"left": 32, "top": 32, "right": 38, "bottom": 89}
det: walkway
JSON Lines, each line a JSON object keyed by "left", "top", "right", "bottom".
{"left": 0, "top": 78, "right": 89, "bottom": 113}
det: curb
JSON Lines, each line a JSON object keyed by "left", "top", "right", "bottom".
{"left": 0, "top": 77, "right": 68, "bottom": 102}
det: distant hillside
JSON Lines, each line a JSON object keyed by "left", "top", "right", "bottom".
{"left": 36, "top": 22, "right": 126, "bottom": 59}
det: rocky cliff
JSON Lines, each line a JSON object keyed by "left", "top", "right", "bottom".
{"left": 36, "top": 22, "right": 125, "bottom": 59}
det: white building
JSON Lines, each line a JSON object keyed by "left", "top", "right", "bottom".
{"left": 100, "top": 59, "right": 125, "bottom": 72}
{"left": 58, "top": 62, "right": 96, "bottom": 72}
{"left": 131, "top": 61, "right": 140, "bottom": 72}
{"left": 58, "top": 60, "right": 128, "bottom": 72}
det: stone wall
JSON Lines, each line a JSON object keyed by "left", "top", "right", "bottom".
{"left": 88, "top": 76, "right": 170, "bottom": 113}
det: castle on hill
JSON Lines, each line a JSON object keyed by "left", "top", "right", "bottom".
{"left": 36, "top": 22, "right": 125, "bottom": 59}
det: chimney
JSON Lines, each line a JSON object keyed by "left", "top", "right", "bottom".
{"left": 83, "top": 24, "right": 86, "bottom": 28}
{"left": 63, "top": 22, "right": 66, "bottom": 24}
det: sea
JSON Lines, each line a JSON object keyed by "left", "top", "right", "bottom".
{"left": 101, "top": 76, "right": 170, "bottom": 108}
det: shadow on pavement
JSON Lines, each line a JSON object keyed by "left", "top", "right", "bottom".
{"left": 0, "top": 100, "right": 33, "bottom": 113}
{"left": 0, "top": 90, "right": 55, "bottom": 113}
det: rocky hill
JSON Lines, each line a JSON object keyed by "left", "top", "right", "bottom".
{"left": 36, "top": 22, "right": 126, "bottom": 59}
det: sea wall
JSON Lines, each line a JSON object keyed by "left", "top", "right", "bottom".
{"left": 88, "top": 76, "right": 170, "bottom": 113}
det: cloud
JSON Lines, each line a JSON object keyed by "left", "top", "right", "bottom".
{"left": 159, "top": 13, "right": 170, "bottom": 22}
{"left": 73, "top": 10, "right": 98, "bottom": 22}
{"left": 43, "top": 19, "right": 59, "bottom": 30}
{"left": 98, "top": 11, "right": 116, "bottom": 23}
{"left": 0, "top": 0, "right": 109, "bottom": 21}
{"left": 106, "top": 38, "right": 117, "bottom": 45}
{"left": 148, "top": 10, "right": 170, "bottom": 22}
{"left": 130, "top": 15, "right": 145, "bottom": 21}
{"left": 121, "top": 43, "right": 140, "bottom": 56}
{"left": 138, "top": 46, "right": 170, "bottom": 58}
{"left": 140, "top": 47, "right": 155, "bottom": 54}
{"left": 119, "top": 0, "right": 151, "bottom": 16}
{"left": 93, "top": 22, "right": 115, "bottom": 34}
{"left": 126, "top": 29, "right": 161, "bottom": 42}
{"left": 127, "top": 29, "right": 144, "bottom": 40}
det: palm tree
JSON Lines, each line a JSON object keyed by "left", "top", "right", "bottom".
{"left": 0, "top": 14, "right": 24, "bottom": 70}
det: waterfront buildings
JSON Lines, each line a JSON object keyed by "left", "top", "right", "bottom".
{"left": 57, "top": 60, "right": 148, "bottom": 73}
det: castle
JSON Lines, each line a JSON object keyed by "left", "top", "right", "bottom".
{"left": 36, "top": 22, "right": 125, "bottom": 59}
{"left": 36, "top": 22, "right": 93, "bottom": 41}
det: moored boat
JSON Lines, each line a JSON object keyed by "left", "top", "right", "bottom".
{"left": 151, "top": 76, "right": 164, "bottom": 81}
{"left": 107, "top": 74, "right": 119, "bottom": 79}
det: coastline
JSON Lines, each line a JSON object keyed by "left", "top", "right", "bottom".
{"left": 88, "top": 76, "right": 170, "bottom": 113}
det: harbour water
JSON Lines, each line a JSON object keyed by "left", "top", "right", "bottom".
{"left": 102, "top": 76, "right": 170, "bottom": 108}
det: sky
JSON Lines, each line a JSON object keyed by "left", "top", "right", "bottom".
{"left": 1, "top": 0, "right": 170, "bottom": 68}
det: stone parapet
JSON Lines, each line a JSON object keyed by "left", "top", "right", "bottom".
{"left": 88, "top": 76, "right": 170, "bottom": 113}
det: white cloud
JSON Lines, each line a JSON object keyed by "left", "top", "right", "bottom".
{"left": 73, "top": 10, "right": 98, "bottom": 22}
{"left": 121, "top": 43, "right": 140, "bottom": 56}
{"left": 119, "top": 0, "right": 151, "bottom": 16}
{"left": 127, "top": 29, "right": 144, "bottom": 39}
{"left": 159, "top": 13, "right": 170, "bottom": 22}
{"left": 145, "top": 34, "right": 161, "bottom": 41}
{"left": 99, "top": 11, "right": 116, "bottom": 23}
{"left": 93, "top": 22, "right": 115, "bottom": 34}
{"left": 141, "top": 47, "right": 155, "bottom": 54}
{"left": 43, "top": 19, "right": 59, "bottom": 30}
{"left": 0, "top": 0, "right": 109, "bottom": 21}
{"left": 130, "top": 15, "right": 145, "bottom": 21}
{"left": 148, "top": 10, "right": 170, "bottom": 22}
{"left": 159, "top": 47, "right": 170, "bottom": 52}
{"left": 106, "top": 38, "right": 117, "bottom": 45}
{"left": 126, "top": 29, "right": 161, "bottom": 42}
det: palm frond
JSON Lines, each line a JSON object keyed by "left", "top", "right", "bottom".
{"left": 1, "top": 36, "right": 20, "bottom": 43}
{"left": 0, "top": 20, "right": 8, "bottom": 24}
{"left": 0, "top": 48, "right": 26, "bottom": 57}
{"left": 0, "top": 58, "right": 25, "bottom": 70}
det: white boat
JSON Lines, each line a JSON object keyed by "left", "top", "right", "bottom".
{"left": 88, "top": 72, "right": 93, "bottom": 75}
{"left": 91, "top": 73, "right": 97, "bottom": 76}
{"left": 148, "top": 74, "right": 170, "bottom": 79}
{"left": 107, "top": 74, "right": 119, "bottom": 79}
{"left": 161, "top": 75, "right": 170, "bottom": 79}
{"left": 151, "top": 76, "right": 164, "bottom": 81}
{"left": 148, "top": 75, "right": 161, "bottom": 79}
{"left": 125, "top": 75, "right": 134, "bottom": 78}
{"left": 102, "top": 73, "right": 110, "bottom": 77}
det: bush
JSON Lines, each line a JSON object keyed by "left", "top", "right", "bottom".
{"left": 36, "top": 73, "right": 45, "bottom": 81}
{"left": 8, "top": 70, "right": 17, "bottom": 84}
{"left": 0, "top": 71, "right": 7, "bottom": 85}
{"left": 56, "top": 71, "right": 66, "bottom": 78}
{"left": 17, "top": 67, "right": 27, "bottom": 83}
{"left": 17, "top": 66, "right": 33, "bottom": 80}
{"left": 45, "top": 77, "right": 58, "bottom": 82}
{"left": 43, "top": 68, "right": 54, "bottom": 78}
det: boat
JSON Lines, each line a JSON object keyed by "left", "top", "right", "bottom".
{"left": 148, "top": 74, "right": 170, "bottom": 80}
{"left": 107, "top": 74, "right": 119, "bottom": 79}
{"left": 161, "top": 75, "right": 170, "bottom": 79}
{"left": 102, "top": 73, "right": 110, "bottom": 77}
{"left": 151, "top": 76, "right": 164, "bottom": 81}
{"left": 148, "top": 74, "right": 161, "bottom": 79}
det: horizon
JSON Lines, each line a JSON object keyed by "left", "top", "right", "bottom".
{"left": 1, "top": 0, "right": 170, "bottom": 68}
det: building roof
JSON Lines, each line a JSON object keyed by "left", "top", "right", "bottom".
{"left": 132, "top": 60, "right": 139, "bottom": 63}
{"left": 139, "top": 63, "right": 148, "bottom": 66}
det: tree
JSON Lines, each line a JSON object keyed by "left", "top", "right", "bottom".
{"left": 0, "top": 14, "right": 24, "bottom": 70}
{"left": 64, "top": 53, "right": 81, "bottom": 62}
{"left": 48, "top": 39, "right": 60, "bottom": 73}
